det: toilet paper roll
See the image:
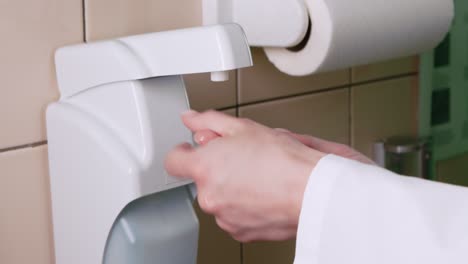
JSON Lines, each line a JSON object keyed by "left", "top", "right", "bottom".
{"left": 264, "top": 0, "right": 454, "bottom": 76}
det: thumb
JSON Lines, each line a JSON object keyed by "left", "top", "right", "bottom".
{"left": 164, "top": 143, "right": 198, "bottom": 180}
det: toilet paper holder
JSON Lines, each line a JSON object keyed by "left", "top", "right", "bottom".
{"left": 203, "top": 0, "right": 309, "bottom": 48}
{"left": 204, "top": 0, "right": 454, "bottom": 76}
{"left": 47, "top": 24, "right": 252, "bottom": 264}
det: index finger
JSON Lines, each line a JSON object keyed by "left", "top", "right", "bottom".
{"left": 182, "top": 110, "right": 241, "bottom": 136}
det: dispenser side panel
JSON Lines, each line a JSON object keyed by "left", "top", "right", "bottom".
{"left": 46, "top": 103, "right": 141, "bottom": 264}
{"left": 139, "top": 76, "right": 194, "bottom": 194}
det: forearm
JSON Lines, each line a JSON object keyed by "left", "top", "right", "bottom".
{"left": 295, "top": 155, "right": 468, "bottom": 264}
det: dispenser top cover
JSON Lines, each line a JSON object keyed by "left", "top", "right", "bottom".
{"left": 55, "top": 23, "right": 253, "bottom": 98}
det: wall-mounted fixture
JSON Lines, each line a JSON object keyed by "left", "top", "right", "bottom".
{"left": 203, "top": 0, "right": 309, "bottom": 48}
{"left": 202, "top": 0, "right": 453, "bottom": 76}
{"left": 47, "top": 24, "right": 252, "bottom": 264}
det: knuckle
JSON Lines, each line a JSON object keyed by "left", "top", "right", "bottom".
{"left": 204, "top": 110, "right": 221, "bottom": 119}
{"left": 197, "top": 198, "right": 212, "bottom": 214}
{"left": 231, "top": 232, "right": 243, "bottom": 241}
{"left": 236, "top": 118, "right": 255, "bottom": 130}
{"left": 238, "top": 117, "right": 253, "bottom": 125}
{"left": 340, "top": 145, "right": 356, "bottom": 156}
{"left": 336, "top": 143, "right": 351, "bottom": 150}
{"left": 215, "top": 218, "right": 236, "bottom": 234}
{"left": 215, "top": 217, "right": 226, "bottom": 228}
{"left": 232, "top": 233, "right": 250, "bottom": 243}
{"left": 198, "top": 192, "right": 221, "bottom": 214}
{"left": 274, "top": 130, "right": 291, "bottom": 140}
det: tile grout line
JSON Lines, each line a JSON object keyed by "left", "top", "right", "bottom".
{"left": 238, "top": 84, "right": 351, "bottom": 108}
{"left": 82, "top": 0, "right": 87, "bottom": 42}
{"left": 235, "top": 69, "right": 240, "bottom": 117}
{"left": 0, "top": 141, "right": 48, "bottom": 154}
{"left": 348, "top": 69, "right": 353, "bottom": 147}
{"left": 240, "top": 242, "right": 244, "bottom": 264}
{"left": 236, "top": 72, "right": 418, "bottom": 109}
{"left": 351, "top": 71, "right": 418, "bottom": 87}
{"left": 217, "top": 105, "right": 238, "bottom": 112}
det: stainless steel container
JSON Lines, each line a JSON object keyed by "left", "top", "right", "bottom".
{"left": 374, "top": 137, "right": 431, "bottom": 178}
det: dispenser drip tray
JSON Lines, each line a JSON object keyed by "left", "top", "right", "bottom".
{"left": 103, "top": 186, "right": 199, "bottom": 264}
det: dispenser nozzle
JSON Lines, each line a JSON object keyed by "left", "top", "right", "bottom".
{"left": 210, "top": 71, "right": 230, "bottom": 82}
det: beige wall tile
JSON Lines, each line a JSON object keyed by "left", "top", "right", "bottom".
{"left": 0, "top": 145, "right": 53, "bottom": 264}
{"left": 85, "top": 0, "right": 237, "bottom": 111}
{"left": 351, "top": 76, "right": 419, "bottom": 159}
{"left": 238, "top": 48, "right": 350, "bottom": 104}
{"left": 240, "top": 89, "right": 350, "bottom": 144}
{"left": 239, "top": 89, "right": 349, "bottom": 264}
{"left": 0, "top": 1, "right": 83, "bottom": 149}
{"left": 243, "top": 241, "right": 295, "bottom": 264}
{"left": 85, "top": 0, "right": 202, "bottom": 41}
{"left": 352, "top": 56, "right": 419, "bottom": 83}
{"left": 194, "top": 202, "right": 241, "bottom": 264}
{"left": 436, "top": 153, "right": 468, "bottom": 187}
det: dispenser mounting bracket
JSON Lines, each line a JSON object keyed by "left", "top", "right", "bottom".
{"left": 203, "top": 0, "right": 309, "bottom": 48}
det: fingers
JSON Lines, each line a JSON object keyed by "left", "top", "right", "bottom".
{"left": 164, "top": 143, "right": 197, "bottom": 179}
{"left": 285, "top": 132, "right": 344, "bottom": 153}
{"left": 293, "top": 134, "right": 324, "bottom": 149}
{"left": 194, "top": 130, "right": 220, "bottom": 145}
{"left": 182, "top": 110, "right": 241, "bottom": 136}
{"left": 274, "top": 128, "right": 330, "bottom": 150}
{"left": 274, "top": 128, "right": 291, "bottom": 133}
{"left": 281, "top": 130, "right": 376, "bottom": 165}
{"left": 215, "top": 217, "right": 237, "bottom": 234}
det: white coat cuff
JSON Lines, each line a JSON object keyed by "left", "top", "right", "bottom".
{"left": 293, "top": 154, "right": 347, "bottom": 264}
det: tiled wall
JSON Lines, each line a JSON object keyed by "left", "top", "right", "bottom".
{"left": 0, "top": 1, "right": 419, "bottom": 264}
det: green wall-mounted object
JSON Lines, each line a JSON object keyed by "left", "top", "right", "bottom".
{"left": 419, "top": 0, "right": 468, "bottom": 182}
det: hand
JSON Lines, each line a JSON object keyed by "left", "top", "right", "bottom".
{"left": 274, "top": 130, "right": 376, "bottom": 165}
{"left": 195, "top": 128, "right": 375, "bottom": 165}
{"left": 165, "top": 110, "right": 325, "bottom": 242}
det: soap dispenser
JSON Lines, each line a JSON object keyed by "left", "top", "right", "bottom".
{"left": 46, "top": 24, "right": 252, "bottom": 264}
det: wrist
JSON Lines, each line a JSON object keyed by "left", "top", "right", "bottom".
{"left": 287, "top": 148, "right": 326, "bottom": 232}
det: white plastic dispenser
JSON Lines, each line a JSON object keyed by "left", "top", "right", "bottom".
{"left": 46, "top": 24, "right": 253, "bottom": 264}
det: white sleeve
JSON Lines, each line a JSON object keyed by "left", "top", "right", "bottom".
{"left": 294, "top": 154, "right": 468, "bottom": 264}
